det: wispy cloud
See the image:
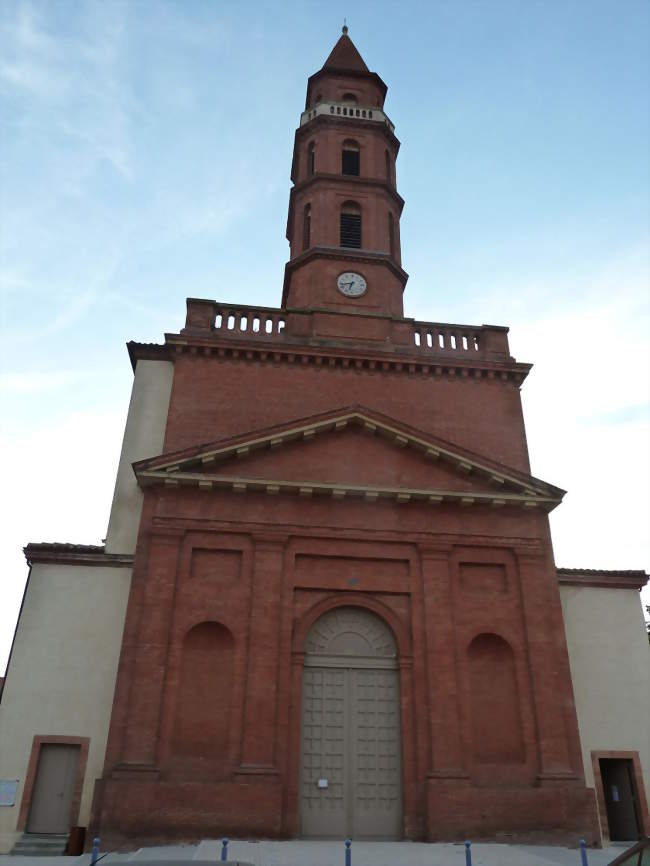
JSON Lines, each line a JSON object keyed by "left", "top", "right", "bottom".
{"left": 0, "top": 2, "right": 67, "bottom": 97}
{"left": 1, "top": 0, "right": 134, "bottom": 178}
{"left": 0, "top": 369, "right": 86, "bottom": 394}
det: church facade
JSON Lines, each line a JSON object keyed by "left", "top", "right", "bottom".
{"left": 1, "top": 30, "right": 648, "bottom": 853}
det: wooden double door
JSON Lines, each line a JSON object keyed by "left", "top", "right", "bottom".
{"left": 299, "top": 608, "right": 402, "bottom": 840}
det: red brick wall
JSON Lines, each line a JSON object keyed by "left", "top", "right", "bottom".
{"left": 94, "top": 471, "right": 598, "bottom": 845}
{"left": 163, "top": 355, "right": 532, "bottom": 472}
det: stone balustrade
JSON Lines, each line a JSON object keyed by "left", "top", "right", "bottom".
{"left": 213, "top": 305, "right": 287, "bottom": 338}
{"left": 184, "top": 299, "right": 286, "bottom": 339}
{"left": 412, "top": 323, "right": 481, "bottom": 356}
{"left": 300, "top": 101, "right": 395, "bottom": 133}
{"left": 182, "top": 299, "right": 511, "bottom": 360}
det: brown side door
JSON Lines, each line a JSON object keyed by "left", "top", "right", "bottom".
{"left": 600, "top": 758, "right": 641, "bottom": 842}
{"left": 26, "top": 744, "right": 80, "bottom": 834}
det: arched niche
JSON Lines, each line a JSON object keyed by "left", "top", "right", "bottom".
{"left": 171, "top": 621, "right": 234, "bottom": 773}
{"left": 467, "top": 632, "right": 525, "bottom": 764}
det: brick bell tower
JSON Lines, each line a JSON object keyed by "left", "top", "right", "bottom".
{"left": 93, "top": 28, "right": 600, "bottom": 848}
{"left": 283, "top": 25, "right": 407, "bottom": 323}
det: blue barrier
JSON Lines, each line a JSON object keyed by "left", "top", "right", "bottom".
{"left": 465, "top": 839, "right": 472, "bottom": 866}
{"left": 221, "top": 837, "right": 228, "bottom": 862}
{"left": 345, "top": 838, "right": 351, "bottom": 865}
{"left": 90, "top": 837, "right": 100, "bottom": 866}
{"left": 580, "top": 838, "right": 589, "bottom": 866}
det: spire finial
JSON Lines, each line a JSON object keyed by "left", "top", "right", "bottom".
{"left": 342, "top": 18, "right": 348, "bottom": 35}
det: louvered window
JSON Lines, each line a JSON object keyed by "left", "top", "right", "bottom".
{"left": 342, "top": 139, "right": 360, "bottom": 177}
{"left": 303, "top": 204, "right": 311, "bottom": 251}
{"left": 308, "top": 142, "right": 315, "bottom": 176}
{"left": 340, "top": 211, "right": 361, "bottom": 248}
{"left": 342, "top": 149, "right": 360, "bottom": 176}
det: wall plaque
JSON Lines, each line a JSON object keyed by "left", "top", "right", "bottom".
{"left": 0, "top": 780, "right": 18, "bottom": 806}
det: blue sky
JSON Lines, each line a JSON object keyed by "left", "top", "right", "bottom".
{"left": 1, "top": 0, "right": 648, "bottom": 671}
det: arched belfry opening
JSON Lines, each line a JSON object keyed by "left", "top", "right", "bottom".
{"left": 299, "top": 607, "right": 402, "bottom": 840}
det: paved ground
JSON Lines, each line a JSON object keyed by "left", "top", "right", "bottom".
{"left": 0, "top": 838, "right": 631, "bottom": 866}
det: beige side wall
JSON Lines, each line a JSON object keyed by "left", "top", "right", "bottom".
{"left": 561, "top": 584, "right": 650, "bottom": 801}
{"left": 0, "top": 563, "right": 131, "bottom": 852}
{"left": 104, "top": 359, "right": 174, "bottom": 554}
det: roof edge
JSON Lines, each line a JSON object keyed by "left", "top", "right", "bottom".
{"left": 307, "top": 68, "right": 388, "bottom": 101}
{"left": 127, "top": 341, "right": 170, "bottom": 372}
{"left": 24, "top": 543, "right": 134, "bottom": 568}
{"left": 557, "top": 567, "right": 648, "bottom": 590}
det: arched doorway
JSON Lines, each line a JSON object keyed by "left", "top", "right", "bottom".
{"left": 299, "top": 606, "right": 402, "bottom": 839}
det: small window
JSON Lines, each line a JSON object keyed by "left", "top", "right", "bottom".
{"left": 342, "top": 139, "right": 360, "bottom": 176}
{"left": 342, "top": 92, "right": 357, "bottom": 103}
{"left": 308, "top": 142, "right": 315, "bottom": 176}
{"left": 303, "top": 204, "right": 311, "bottom": 251}
{"left": 340, "top": 201, "right": 361, "bottom": 249}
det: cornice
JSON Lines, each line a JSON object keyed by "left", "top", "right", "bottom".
{"left": 24, "top": 543, "right": 134, "bottom": 568}
{"left": 165, "top": 332, "right": 531, "bottom": 385}
{"left": 306, "top": 67, "right": 388, "bottom": 102}
{"left": 283, "top": 245, "right": 408, "bottom": 302}
{"left": 557, "top": 568, "right": 648, "bottom": 591}
{"left": 136, "top": 406, "right": 563, "bottom": 511}
{"left": 127, "top": 341, "right": 171, "bottom": 372}
{"left": 297, "top": 111, "right": 398, "bottom": 147}
{"left": 141, "top": 471, "right": 560, "bottom": 512}
{"left": 148, "top": 515, "right": 548, "bottom": 557}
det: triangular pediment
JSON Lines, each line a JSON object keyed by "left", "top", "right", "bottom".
{"left": 135, "top": 406, "right": 564, "bottom": 511}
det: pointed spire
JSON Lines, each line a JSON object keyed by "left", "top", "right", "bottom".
{"left": 322, "top": 25, "right": 369, "bottom": 73}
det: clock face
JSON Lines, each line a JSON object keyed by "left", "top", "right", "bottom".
{"left": 337, "top": 272, "right": 367, "bottom": 298}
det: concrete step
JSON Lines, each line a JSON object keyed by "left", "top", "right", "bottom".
{"left": 10, "top": 833, "right": 68, "bottom": 856}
